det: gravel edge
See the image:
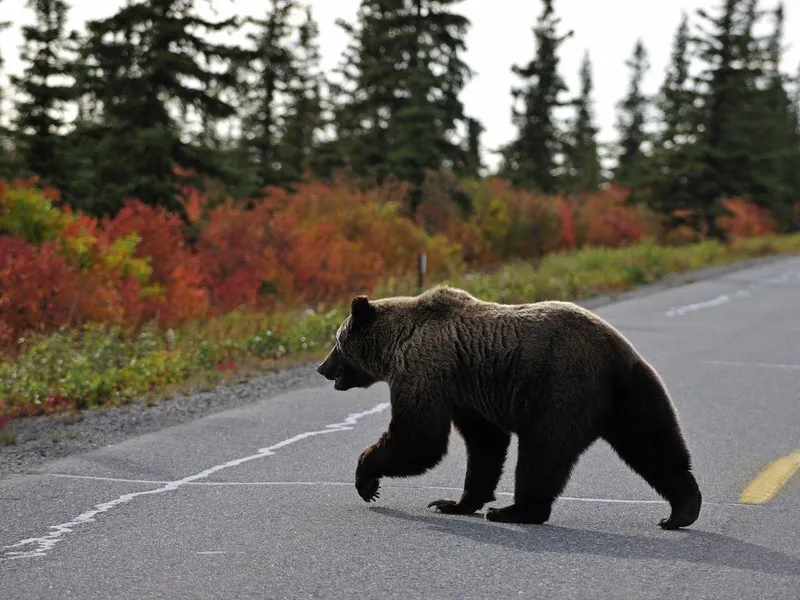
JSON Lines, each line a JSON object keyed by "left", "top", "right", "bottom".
{"left": 1, "top": 250, "right": 796, "bottom": 478}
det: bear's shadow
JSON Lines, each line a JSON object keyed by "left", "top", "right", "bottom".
{"left": 368, "top": 506, "right": 800, "bottom": 577}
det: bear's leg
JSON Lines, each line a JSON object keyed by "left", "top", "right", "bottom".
{"left": 428, "top": 406, "right": 511, "bottom": 515}
{"left": 484, "top": 432, "right": 585, "bottom": 525}
{"left": 602, "top": 361, "right": 702, "bottom": 529}
{"left": 602, "top": 418, "right": 701, "bottom": 530}
{"left": 355, "top": 395, "right": 452, "bottom": 503}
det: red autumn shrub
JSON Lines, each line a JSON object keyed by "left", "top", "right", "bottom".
{"left": 196, "top": 200, "right": 281, "bottom": 313}
{"left": 1, "top": 170, "right": 792, "bottom": 353}
{"left": 103, "top": 200, "right": 208, "bottom": 324}
{"left": 573, "top": 185, "right": 658, "bottom": 248}
{"left": 555, "top": 196, "right": 577, "bottom": 250}
{"left": 251, "top": 180, "right": 464, "bottom": 302}
{"left": 0, "top": 237, "right": 79, "bottom": 345}
{"left": 286, "top": 221, "right": 384, "bottom": 304}
{"left": 716, "top": 197, "right": 776, "bottom": 238}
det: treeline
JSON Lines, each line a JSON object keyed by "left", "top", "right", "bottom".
{"left": 0, "top": 0, "right": 799, "bottom": 236}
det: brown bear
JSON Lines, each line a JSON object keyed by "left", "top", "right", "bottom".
{"left": 316, "top": 285, "right": 702, "bottom": 529}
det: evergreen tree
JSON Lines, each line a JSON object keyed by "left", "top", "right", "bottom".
{"left": 689, "top": 0, "right": 764, "bottom": 238}
{"left": 388, "top": 0, "right": 473, "bottom": 210}
{"left": 499, "top": 0, "right": 572, "bottom": 193}
{"left": 72, "top": 0, "right": 245, "bottom": 216}
{"left": 278, "top": 5, "right": 325, "bottom": 183}
{"left": 792, "top": 65, "right": 800, "bottom": 229}
{"left": 656, "top": 11, "right": 694, "bottom": 150}
{"left": 613, "top": 39, "right": 651, "bottom": 189}
{"left": 457, "top": 116, "right": 484, "bottom": 179}
{"left": 331, "top": 0, "right": 407, "bottom": 183}
{"left": 237, "top": 0, "right": 297, "bottom": 193}
{"left": 0, "top": 10, "right": 14, "bottom": 179}
{"left": 745, "top": 2, "right": 799, "bottom": 229}
{"left": 333, "top": 0, "right": 473, "bottom": 207}
{"left": 11, "top": 0, "right": 77, "bottom": 189}
{"left": 648, "top": 11, "right": 704, "bottom": 226}
{"left": 563, "top": 50, "right": 602, "bottom": 192}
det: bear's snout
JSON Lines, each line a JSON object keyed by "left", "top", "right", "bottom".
{"left": 317, "top": 349, "right": 341, "bottom": 381}
{"left": 317, "top": 361, "right": 334, "bottom": 379}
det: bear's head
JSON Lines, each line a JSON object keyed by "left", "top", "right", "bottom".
{"left": 317, "top": 295, "right": 381, "bottom": 391}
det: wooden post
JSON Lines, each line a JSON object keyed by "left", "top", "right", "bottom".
{"left": 417, "top": 251, "right": 427, "bottom": 293}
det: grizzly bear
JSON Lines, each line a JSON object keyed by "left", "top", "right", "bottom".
{"left": 316, "top": 286, "right": 702, "bottom": 529}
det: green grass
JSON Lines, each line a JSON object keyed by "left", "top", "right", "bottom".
{"left": 2, "top": 233, "right": 800, "bottom": 421}
{"left": 0, "top": 427, "right": 16, "bottom": 445}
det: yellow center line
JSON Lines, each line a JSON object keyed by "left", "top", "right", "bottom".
{"left": 739, "top": 450, "right": 800, "bottom": 504}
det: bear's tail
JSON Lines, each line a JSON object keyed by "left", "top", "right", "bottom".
{"left": 603, "top": 359, "right": 702, "bottom": 529}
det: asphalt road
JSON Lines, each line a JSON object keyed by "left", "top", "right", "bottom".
{"left": 2, "top": 255, "right": 800, "bottom": 600}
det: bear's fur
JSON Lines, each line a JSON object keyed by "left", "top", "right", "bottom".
{"left": 316, "top": 285, "right": 702, "bottom": 529}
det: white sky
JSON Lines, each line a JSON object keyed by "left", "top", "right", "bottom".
{"left": 1, "top": 0, "right": 799, "bottom": 169}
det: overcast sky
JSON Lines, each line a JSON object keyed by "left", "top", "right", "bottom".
{"left": 1, "top": 0, "right": 799, "bottom": 168}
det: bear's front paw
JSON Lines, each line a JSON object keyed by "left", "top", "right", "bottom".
{"left": 355, "top": 445, "right": 382, "bottom": 502}
{"left": 355, "top": 475, "right": 380, "bottom": 502}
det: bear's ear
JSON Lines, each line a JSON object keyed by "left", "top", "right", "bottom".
{"left": 351, "top": 295, "right": 376, "bottom": 325}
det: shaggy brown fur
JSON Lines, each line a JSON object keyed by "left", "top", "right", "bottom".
{"left": 317, "top": 286, "right": 702, "bottom": 529}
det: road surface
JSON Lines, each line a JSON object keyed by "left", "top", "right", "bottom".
{"left": 2, "top": 255, "right": 800, "bottom": 599}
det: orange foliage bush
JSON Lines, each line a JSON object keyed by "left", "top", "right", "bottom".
{"left": 716, "top": 197, "right": 776, "bottom": 238}
{"left": 569, "top": 184, "right": 660, "bottom": 248}
{"left": 0, "top": 173, "right": 788, "bottom": 349}
{"left": 103, "top": 201, "right": 209, "bottom": 325}
{"left": 249, "top": 181, "right": 464, "bottom": 303}
{"left": 196, "top": 200, "right": 281, "bottom": 313}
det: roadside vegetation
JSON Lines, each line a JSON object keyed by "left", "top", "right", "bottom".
{"left": 2, "top": 174, "right": 798, "bottom": 427}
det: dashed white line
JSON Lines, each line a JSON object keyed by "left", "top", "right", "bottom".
{"left": 2, "top": 402, "right": 390, "bottom": 560}
{"left": 665, "top": 270, "right": 799, "bottom": 318}
{"left": 43, "top": 473, "right": 171, "bottom": 485}
{"left": 702, "top": 360, "right": 800, "bottom": 370}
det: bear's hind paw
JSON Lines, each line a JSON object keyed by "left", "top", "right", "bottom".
{"left": 484, "top": 503, "right": 551, "bottom": 524}
{"left": 427, "top": 498, "right": 481, "bottom": 515}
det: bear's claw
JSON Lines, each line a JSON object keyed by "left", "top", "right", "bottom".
{"left": 356, "top": 477, "right": 380, "bottom": 502}
{"left": 427, "top": 498, "right": 481, "bottom": 515}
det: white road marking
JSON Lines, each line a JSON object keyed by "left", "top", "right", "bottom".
{"left": 43, "top": 473, "right": 171, "bottom": 485}
{"left": 665, "top": 270, "right": 799, "bottom": 318}
{"left": 37, "top": 474, "right": 755, "bottom": 507}
{"left": 702, "top": 360, "right": 800, "bottom": 370}
{"left": 2, "top": 402, "right": 390, "bottom": 560}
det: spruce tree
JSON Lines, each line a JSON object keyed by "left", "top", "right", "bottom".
{"left": 388, "top": 0, "right": 473, "bottom": 210}
{"left": 613, "top": 39, "right": 651, "bottom": 190}
{"left": 745, "top": 2, "right": 798, "bottom": 228}
{"left": 0, "top": 10, "right": 14, "bottom": 180}
{"left": 648, "top": 12, "right": 704, "bottom": 227}
{"left": 690, "top": 0, "right": 763, "bottom": 238}
{"left": 656, "top": 12, "right": 694, "bottom": 150}
{"left": 499, "top": 0, "right": 572, "bottom": 193}
{"left": 11, "top": 0, "right": 77, "bottom": 190}
{"left": 73, "top": 0, "right": 244, "bottom": 216}
{"left": 237, "top": 0, "right": 297, "bottom": 193}
{"left": 333, "top": 0, "right": 473, "bottom": 204}
{"left": 331, "top": 0, "right": 406, "bottom": 183}
{"left": 563, "top": 50, "right": 602, "bottom": 192}
{"left": 457, "top": 116, "right": 484, "bottom": 179}
{"left": 278, "top": 5, "right": 325, "bottom": 183}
